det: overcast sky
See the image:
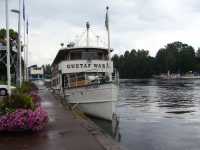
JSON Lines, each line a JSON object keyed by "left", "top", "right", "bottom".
{"left": 1, "top": 0, "right": 200, "bottom": 66}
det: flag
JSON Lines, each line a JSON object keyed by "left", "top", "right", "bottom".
{"left": 105, "top": 7, "right": 109, "bottom": 30}
{"left": 26, "top": 19, "right": 29, "bottom": 34}
{"left": 23, "top": 0, "right": 25, "bottom": 21}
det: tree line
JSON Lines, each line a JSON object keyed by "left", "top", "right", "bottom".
{"left": 112, "top": 41, "right": 200, "bottom": 79}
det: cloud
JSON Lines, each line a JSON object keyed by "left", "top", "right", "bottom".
{"left": 1, "top": 0, "right": 200, "bottom": 66}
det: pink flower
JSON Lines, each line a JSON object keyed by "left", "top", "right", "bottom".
{"left": 0, "top": 107, "right": 48, "bottom": 132}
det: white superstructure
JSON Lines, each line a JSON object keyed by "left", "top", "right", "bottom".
{"left": 51, "top": 45, "right": 118, "bottom": 120}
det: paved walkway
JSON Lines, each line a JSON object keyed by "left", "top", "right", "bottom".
{"left": 0, "top": 83, "right": 106, "bottom": 150}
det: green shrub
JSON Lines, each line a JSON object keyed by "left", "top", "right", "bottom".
{"left": 0, "top": 100, "right": 16, "bottom": 115}
{"left": 12, "top": 81, "right": 37, "bottom": 94}
{"left": 0, "top": 93, "right": 35, "bottom": 115}
{"left": 0, "top": 101, "right": 6, "bottom": 115}
{"left": 0, "top": 82, "right": 38, "bottom": 116}
{"left": 17, "top": 82, "right": 32, "bottom": 94}
{"left": 10, "top": 93, "right": 34, "bottom": 109}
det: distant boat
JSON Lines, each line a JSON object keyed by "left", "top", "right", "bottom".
{"left": 180, "top": 72, "right": 200, "bottom": 79}
{"left": 180, "top": 76, "right": 200, "bottom": 79}
{"left": 154, "top": 71, "right": 200, "bottom": 80}
{"left": 154, "top": 72, "right": 181, "bottom": 80}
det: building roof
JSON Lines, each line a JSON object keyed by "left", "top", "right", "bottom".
{"left": 52, "top": 46, "right": 113, "bottom": 66}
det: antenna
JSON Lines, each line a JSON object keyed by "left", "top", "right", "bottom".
{"left": 96, "top": 35, "right": 100, "bottom": 47}
{"left": 86, "top": 21, "right": 90, "bottom": 47}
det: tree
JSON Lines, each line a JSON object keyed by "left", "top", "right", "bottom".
{"left": 155, "top": 41, "right": 195, "bottom": 74}
{"left": 155, "top": 48, "right": 168, "bottom": 73}
{"left": 0, "top": 28, "right": 18, "bottom": 42}
{"left": 113, "top": 41, "right": 199, "bottom": 79}
{"left": 196, "top": 48, "right": 200, "bottom": 58}
{"left": 42, "top": 64, "right": 52, "bottom": 79}
{"left": 179, "top": 45, "right": 195, "bottom": 73}
{"left": 112, "top": 49, "right": 154, "bottom": 78}
{"left": 0, "top": 28, "right": 19, "bottom": 83}
{"left": 112, "top": 54, "right": 120, "bottom": 70}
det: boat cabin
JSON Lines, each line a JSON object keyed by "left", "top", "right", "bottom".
{"left": 51, "top": 47, "right": 114, "bottom": 90}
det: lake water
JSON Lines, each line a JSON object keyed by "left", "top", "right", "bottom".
{"left": 113, "top": 79, "right": 200, "bottom": 150}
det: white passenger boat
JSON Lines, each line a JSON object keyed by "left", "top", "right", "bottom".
{"left": 51, "top": 7, "right": 119, "bottom": 120}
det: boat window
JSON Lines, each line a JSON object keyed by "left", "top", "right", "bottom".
{"left": 70, "top": 52, "right": 81, "bottom": 60}
{"left": 70, "top": 51, "right": 108, "bottom": 60}
{"left": 82, "top": 52, "right": 98, "bottom": 60}
{"left": 97, "top": 52, "right": 104, "bottom": 59}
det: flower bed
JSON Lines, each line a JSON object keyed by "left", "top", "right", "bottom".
{"left": 0, "top": 107, "right": 48, "bottom": 132}
{"left": 0, "top": 82, "right": 48, "bottom": 132}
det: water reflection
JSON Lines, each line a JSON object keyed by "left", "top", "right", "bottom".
{"left": 90, "top": 115, "right": 121, "bottom": 142}
{"left": 117, "top": 79, "right": 200, "bottom": 150}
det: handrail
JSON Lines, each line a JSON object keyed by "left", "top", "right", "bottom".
{"left": 64, "top": 68, "right": 119, "bottom": 89}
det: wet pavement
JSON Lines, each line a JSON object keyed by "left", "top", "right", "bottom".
{"left": 0, "top": 83, "right": 107, "bottom": 150}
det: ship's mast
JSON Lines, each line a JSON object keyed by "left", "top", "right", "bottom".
{"left": 105, "top": 6, "right": 112, "bottom": 81}
{"left": 86, "top": 22, "right": 90, "bottom": 47}
{"left": 106, "top": 6, "right": 111, "bottom": 60}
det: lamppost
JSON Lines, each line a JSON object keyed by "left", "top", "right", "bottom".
{"left": 11, "top": 2, "right": 22, "bottom": 88}
{"left": 5, "top": 0, "right": 11, "bottom": 95}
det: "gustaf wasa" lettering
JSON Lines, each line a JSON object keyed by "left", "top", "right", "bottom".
{"left": 66, "top": 63, "right": 109, "bottom": 69}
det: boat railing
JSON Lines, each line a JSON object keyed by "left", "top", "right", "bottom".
{"left": 63, "top": 67, "right": 119, "bottom": 89}
{"left": 83, "top": 68, "right": 119, "bottom": 84}
{"left": 64, "top": 73, "right": 96, "bottom": 89}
